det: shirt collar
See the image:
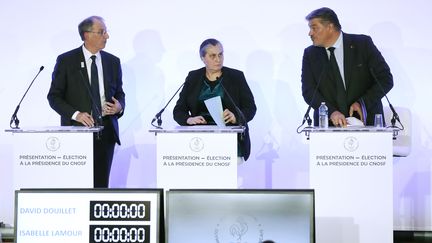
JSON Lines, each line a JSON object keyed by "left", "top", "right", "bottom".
{"left": 332, "top": 32, "right": 343, "bottom": 50}
{"left": 82, "top": 45, "right": 101, "bottom": 61}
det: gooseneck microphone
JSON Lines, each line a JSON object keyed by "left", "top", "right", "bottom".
{"left": 10, "top": 66, "right": 44, "bottom": 129}
{"left": 219, "top": 79, "right": 247, "bottom": 126}
{"left": 151, "top": 82, "right": 185, "bottom": 129}
{"left": 370, "top": 68, "right": 403, "bottom": 129}
{"left": 297, "top": 60, "right": 328, "bottom": 133}
{"left": 78, "top": 70, "right": 103, "bottom": 125}
{"left": 79, "top": 69, "right": 103, "bottom": 139}
{"left": 219, "top": 78, "right": 248, "bottom": 140}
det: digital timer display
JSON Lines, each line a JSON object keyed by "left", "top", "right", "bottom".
{"left": 89, "top": 225, "right": 150, "bottom": 243}
{"left": 15, "top": 189, "right": 161, "bottom": 243}
{"left": 90, "top": 201, "right": 151, "bottom": 221}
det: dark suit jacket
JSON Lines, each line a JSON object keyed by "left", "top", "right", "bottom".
{"left": 173, "top": 66, "right": 257, "bottom": 160}
{"left": 301, "top": 33, "right": 393, "bottom": 125}
{"left": 47, "top": 46, "right": 125, "bottom": 144}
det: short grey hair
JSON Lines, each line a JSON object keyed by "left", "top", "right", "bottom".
{"left": 306, "top": 7, "right": 342, "bottom": 31}
{"left": 199, "top": 38, "right": 222, "bottom": 57}
{"left": 78, "top": 16, "right": 104, "bottom": 41}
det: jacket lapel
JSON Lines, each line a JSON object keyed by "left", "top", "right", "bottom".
{"left": 77, "top": 48, "right": 92, "bottom": 94}
{"left": 343, "top": 33, "right": 354, "bottom": 90}
{"left": 188, "top": 68, "right": 206, "bottom": 115}
{"left": 100, "top": 51, "right": 110, "bottom": 100}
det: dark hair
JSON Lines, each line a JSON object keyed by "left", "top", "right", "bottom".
{"left": 305, "top": 7, "right": 342, "bottom": 31}
{"left": 78, "top": 16, "right": 104, "bottom": 41}
{"left": 199, "top": 38, "right": 222, "bottom": 57}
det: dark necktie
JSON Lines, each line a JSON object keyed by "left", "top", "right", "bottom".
{"left": 90, "top": 55, "right": 102, "bottom": 123}
{"left": 328, "top": 47, "right": 348, "bottom": 116}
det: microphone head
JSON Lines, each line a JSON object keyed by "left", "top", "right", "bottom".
{"left": 40, "top": 66, "right": 44, "bottom": 71}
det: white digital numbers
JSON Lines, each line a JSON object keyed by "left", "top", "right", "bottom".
{"left": 90, "top": 225, "right": 149, "bottom": 243}
{"left": 90, "top": 201, "right": 150, "bottom": 221}
{"left": 89, "top": 201, "right": 152, "bottom": 243}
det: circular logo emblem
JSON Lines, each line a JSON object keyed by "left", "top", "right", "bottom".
{"left": 189, "top": 137, "right": 204, "bottom": 152}
{"left": 46, "top": 136, "right": 60, "bottom": 151}
{"left": 214, "top": 214, "right": 263, "bottom": 243}
{"left": 344, "top": 136, "right": 359, "bottom": 152}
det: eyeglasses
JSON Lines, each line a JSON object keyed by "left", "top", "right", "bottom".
{"left": 86, "top": 30, "right": 108, "bottom": 36}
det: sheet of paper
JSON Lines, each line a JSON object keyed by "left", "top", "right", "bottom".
{"left": 204, "top": 96, "right": 226, "bottom": 127}
{"left": 346, "top": 116, "right": 365, "bottom": 127}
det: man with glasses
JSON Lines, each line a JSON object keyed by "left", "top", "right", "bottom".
{"left": 47, "top": 16, "right": 125, "bottom": 188}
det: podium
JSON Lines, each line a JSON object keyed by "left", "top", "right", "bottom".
{"left": 307, "top": 127, "right": 393, "bottom": 243}
{"left": 149, "top": 125, "right": 244, "bottom": 189}
{"left": 2, "top": 126, "right": 101, "bottom": 225}
{"left": 5, "top": 126, "right": 102, "bottom": 189}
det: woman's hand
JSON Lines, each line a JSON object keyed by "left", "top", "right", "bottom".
{"left": 223, "top": 109, "right": 237, "bottom": 124}
{"left": 187, "top": 116, "right": 207, "bottom": 125}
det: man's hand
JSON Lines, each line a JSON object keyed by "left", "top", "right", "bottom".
{"left": 349, "top": 101, "right": 364, "bottom": 122}
{"left": 76, "top": 112, "right": 95, "bottom": 127}
{"left": 103, "top": 97, "right": 122, "bottom": 116}
{"left": 330, "top": 111, "right": 347, "bottom": 127}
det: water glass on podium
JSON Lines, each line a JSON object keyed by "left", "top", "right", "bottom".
{"left": 374, "top": 114, "right": 384, "bottom": 127}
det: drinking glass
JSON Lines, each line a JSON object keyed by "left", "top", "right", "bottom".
{"left": 374, "top": 114, "right": 384, "bottom": 127}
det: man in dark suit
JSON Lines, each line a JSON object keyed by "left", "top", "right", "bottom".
{"left": 301, "top": 7, "right": 393, "bottom": 127}
{"left": 47, "top": 16, "right": 125, "bottom": 188}
{"left": 173, "top": 39, "right": 256, "bottom": 161}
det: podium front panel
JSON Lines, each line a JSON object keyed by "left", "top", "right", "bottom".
{"left": 156, "top": 132, "right": 237, "bottom": 189}
{"left": 12, "top": 131, "right": 93, "bottom": 189}
{"left": 309, "top": 130, "right": 393, "bottom": 243}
